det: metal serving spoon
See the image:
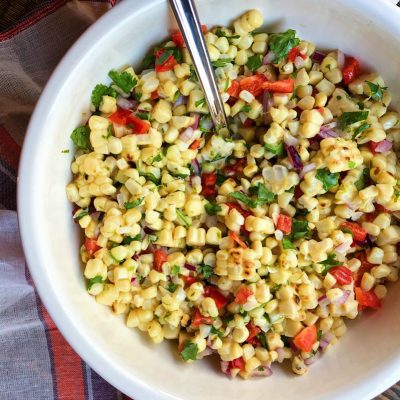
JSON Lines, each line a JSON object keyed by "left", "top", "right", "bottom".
{"left": 168, "top": 0, "right": 229, "bottom": 134}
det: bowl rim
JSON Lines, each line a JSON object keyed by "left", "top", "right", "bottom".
{"left": 17, "top": 0, "right": 400, "bottom": 399}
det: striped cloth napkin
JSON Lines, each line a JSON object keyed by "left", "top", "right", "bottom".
{"left": 0, "top": 1, "right": 398, "bottom": 399}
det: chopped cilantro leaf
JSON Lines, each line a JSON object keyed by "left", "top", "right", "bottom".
{"left": 204, "top": 202, "right": 222, "bottom": 215}
{"left": 210, "top": 325, "right": 223, "bottom": 338}
{"left": 176, "top": 209, "right": 191, "bottom": 227}
{"left": 216, "top": 171, "right": 227, "bottom": 186}
{"left": 285, "top": 220, "right": 311, "bottom": 242}
{"left": 338, "top": 111, "right": 369, "bottom": 131}
{"left": 366, "top": 81, "right": 387, "bottom": 102}
{"left": 282, "top": 237, "right": 296, "bottom": 249}
{"left": 316, "top": 168, "right": 339, "bottom": 191}
{"left": 355, "top": 168, "right": 370, "bottom": 191}
{"left": 121, "top": 234, "right": 142, "bottom": 245}
{"left": 198, "top": 263, "right": 214, "bottom": 279}
{"left": 135, "top": 112, "right": 150, "bottom": 120}
{"left": 124, "top": 197, "right": 144, "bottom": 209}
{"left": 61, "top": 149, "right": 70, "bottom": 154}
{"left": 264, "top": 142, "right": 286, "bottom": 156}
{"left": 257, "top": 333, "right": 268, "bottom": 349}
{"left": 241, "top": 104, "right": 252, "bottom": 113}
{"left": 152, "top": 153, "right": 163, "bottom": 164}
{"left": 180, "top": 341, "right": 198, "bottom": 361}
{"left": 320, "top": 254, "right": 342, "bottom": 275}
{"left": 167, "top": 282, "right": 178, "bottom": 293}
{"left": 269, "top": 29, "right": 300, "bottom": 63}
{"left": 139, "top": 171, "right": 160, "bottom": 185}
{"left": 142, "top": 52, "right": 155, "bottom": 68}
{"left": 74, "top": 208, "right": 89, "bottom": 221}
{"left": 348, "top": 161, "right": 356, "bottom": 169}
{"left": 352, "top": 122, "right": 371, "bottom": 140}
{"left": 87, "top": 275, "right": 104, "bottom": 290}
{"left": 171, "top": 265, "right": 181, "bottom": 276}
{"left": 108, "top": 70, "right": 137, "bottom": 93}
{"left": 195, "top": 98, "right": 206, "bottom": 108}
{"left": 211, "top": 58, "right": 233, "bottom": 68}
{"left": 70, "top": 126, "right": 91, "bottom": 150}
{"left": 91, "top": 84, "right": 117, "bottom": 109}
{"left": 246, "top": 54, "right": 262, "bottom": 71}
{"left": 215, "top": 27, "right": 240, "bottom": 40}
{"left": 134, "top": 92, "right": 142, "bottom": 101}
{"left": 317, "top": 330, "right": 323, "bottom": 341}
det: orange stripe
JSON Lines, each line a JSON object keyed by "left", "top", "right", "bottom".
{"left": 0, "top": 127, "right": 21, "bottom": 171}
{"left": 41, "top": 305, "right": 86, "bottom": 400}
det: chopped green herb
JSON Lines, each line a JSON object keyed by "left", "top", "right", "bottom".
{"left": 204, "top": 202, "right": 222, "bottom": 216}
{"left": 134, "top": 92, "right": 142, "bottom": 101}
{"left": 124, "top": 197, "right": 144, "bottom": 209}
{"left": 87, "top": 276, "right": 104, "bottom": 290}
{"left": 295, "top": 208, "right": 308, "bottom": 217}
{"left": 338, "top": 111, "right": 369, "bottom": 131}
{"left": 148, "top": 234, "right": 158, "bottom": 243}
{"left": 195, "top": 98, "right": 206, "bottom": 108}
{"left": 167, "top": 282, "right": 178, "bottom": 293}
{"left": 269, "top": 29, "right": 300, "bottom": 63}
{"left": 108, "top": 70, "right": 137, "bottom": 93}
{"left": 199, "top": 115, "right": 212, "bottom": 133}
{"left": 282, "top": 237, "right": 296, "bottom": 249}
{"left": 224, "top": 78, "right": 230, "bottom": 92}
{"left": 246, "top": 54, "right": 262, "bottom": 71}
{"left": 216, "top": 171, "right": 227, "bottom": 186}
{"left": 189, "top": 65, "right": 198, "bottom": 82}
{"left": 74, "top": 208, "right": 89, "bottom": 221}
{"left": 241, "top": 104, "right": 252, "bottom": 113}
{"left": 231, "top": 183, "right": 275, "bottom": 209}
{"left": 91, "top": 84, "right": 117, "bottom": 109}
{"left": 171, "top": 265, "right": 181, "bottom": 276}
{"left": 285, "top": 220, "right": 311, "bottom": 242}
{"left": 320, "top": 254, "right": 342, "bottom": 275}
{"left": 215, "top": 27, "right": 240, "bottom": 40}
{"left": 316, "top": 168, "right": 339, "bottom": 191}
{"left": 210, "top": 325, "right": 223, "bottom": 338}
{"left": 172, "top": 90, "right": 181, "bottom": 103}
{"left": 211, "top": 58, "right": 233, "bottom": 68}
{"left": 271, "top": 284, "right": 282, "bottom": 293}
{"left": 139, "top": 171, "right": 160, "bottom": 185}
{"left": 171, "top": 172, "right": 189, "bottom": 179}
{"left": 180, "top": 341, "right": 198, "bottom": 361}
{"left": 257, "top": 333, "right": 268, "bottom": 349}
{"left": 121, "top": 234, "right": 142, "bottom": 245}
{"left": 317, "top": 330, "right": 323, "bottom": 341}
{"left": 352, "top": 122, "right": 371, "bottom": 140}
{"left": 70, "top": 126, "right": 91, "bottom": 151}
{"left": 198, "top": 263, "right": 214, "bottom": 279}
{"left": 61, "top": 149, "right": 70, "bottom": 154}
{"left": 366, "top": 81, "right": 387, "bottom": 102}
{"left": 264, "top": 142, "right": 286, "bottom": 156}
{"left": 152, "top": 153, "right": 163, "bottom": 164}
{"left": 176, "top": 209, "right": 191, "bottom": 227}
{"left": 348, "top": 161, "right": 356, "bottom": 169}
{"left": 135, "top": 111, "right": 150, "bottom": 120}
{"left": 355, "top": 168, "right": 370, "bottom": 191}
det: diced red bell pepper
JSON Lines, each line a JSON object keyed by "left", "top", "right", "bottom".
{"left": 262, "top": 78, "right": 295, "bottom": 93}
{"left": 341, "top": 221, "right": 367, "bottom": 242}
{"left": 223, "top": 158, "right": 247, "bottom": 176}
{"left": 355, "top": 287, "right": 381, "bottom": 310}
{"left": 294, "top": 185, "right": 304, "bottom": 200}
{"left": 190, "top": 139, "right": 202, "bottom": 150}
{"left": 153, "top": 249, "right": 168, "bottom": 272}
{"left": 365, "top": 204, "right": 389, "bottom": 222}
{"left": 242, "top": 118, "right": 254, "bottom": 127}
{"left": 276, "top": 214, "right": 292, "bottom": 235}
{"left": 85, "top": 238, "right": 100, "bottom": 256}
{"left": 293, "top": 325, "right": 317, "bottom": 353}
{"left": 183, "top": 275, "right": 198, "bottom": 286}
{"left": 150, "top": 90, "right": 159, "bottom": 100}
{"left": 239, "top": 74, "right": 267, "bottom": 97}
{"left": 171, "top": 25, "right": 208, "bottom": 48}
{"left": 246, "top": 322, "right": 261, "bottom": 345}
{"left": 201, "top": 172, "right": 217, "bottom": 187}
{"left": 204, "top": 285, "right": 228, "bottom": 309}
{"left": 191, "top": 308, "right": 213, "bottom": 327}
{"left": 155, "top": 48, "right": 178, "bottom": 72}
{"left": 226, "top": 202, "right": 252, "bottom": 219}
{"left": 342, "top": 56, "right": 360, "bottom": 85}
{"left": 229, "top": 231, "right": 248, "bottom": 249}
{"left": 328, "top": 266, "right": 353, "bottom": 285}
{"left": 227, "top": 80, "right": 240, "bottom": 98}
{"left": 108, "top": 110, "right": 150, "bottom": 134}
{"left": 235, "top": 286, "right": 254, "bottom": 305}
{"left": 288, "top": 47, "right": 307, "bottom": 63}
{"left": 201, "top": 186, "right": 217, "bottom": 198}
{"left": 354, "top": 252, "right": 374, "bottom": 286}
{"left": 229, "top": 357, "right": 245, "bottom": 371}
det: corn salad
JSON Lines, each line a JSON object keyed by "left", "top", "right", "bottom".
{"left": 66, "top": 9, "right": 400, "bottom": 378}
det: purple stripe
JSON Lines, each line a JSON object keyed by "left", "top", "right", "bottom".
{"left": 24, "top": 264, "right": 58, "bottom": 400}
{"left": 90, "top": 367, "right": 119, "bottom": 399}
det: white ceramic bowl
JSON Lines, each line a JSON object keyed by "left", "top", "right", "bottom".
{"left": 18, "top": 0, "right": 400, "bottom": 399}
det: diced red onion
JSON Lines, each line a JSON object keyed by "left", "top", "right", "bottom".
{"left": 374, "top": 139, "right": 393, "bottom": 153}
{"left": 319, "top": 332, "right": 335, "bottom": 350}
{"left": 337, "top": 50, "right": 345, "bottom": 70}
{"left": 294, "top": 56, "right": 305, "bottom": 69}
{"left": 131, "top": 277, "right": 138, "bottom": 285}
{"left": 191, "top": 159, "right": 201, "bottom": 176}
{"left": 286, "top": 145, "right": 304, "bottom": 171}
{"left": 318, "top": 124, "right": 339, "bottom": 139}
{"left": 262, "top": 90, "right": 272, "bottom": 113}
{"left": 332, "top": 290, "right": 351, "bottom": 305}
{"left": 335, "top": 241, "right": 350, "bottom": 254}
{"left": 276, "top": 347, "right": 285, "bottom": 363}
{"left": 184, "top": 263, "right": 196, "bottom": 271}
{"left": 199, "top": 347, "right": 214, "bottom": 358}
{"left": 284, "top": 134, "right": 299, "bottom": 147}
{"left": 90, "top": 211, "right": 101, "bottom": 222}
{"left": 304, "top": 353, "right": 320, "bottom": 365}
{"left": 311, "top": 51, "right": 326, "bottom": 63}
{"left": 263, "top": 51, "right": 276, "bottom": 65}
{"left": 220, "top": 361, "right": 230, "bottom": 375}
{"left": 190, "top": 113, "right": 200, "bottom": 129}
{"left": 250, "top": 366, "right": 273, "bottom": 377}
{"left": 116, "top": 97, "right": 137, "bottom": 110}
{"left": 299, "top": 163, "right": 316, "bottom": 179}
{"left": 179, "top": 127, "right": 195, "bottom": 143}
{"left": 318, "top": 295, "right": 330, "bottom": 307}
{"left": 174, "top": 95, "right": 187, "bottom": 107}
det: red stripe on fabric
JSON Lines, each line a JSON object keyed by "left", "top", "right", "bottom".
{"left": 0, "top": 0, "right": 69, "bottom": 41}
{"left": 41, "top": 305, "right": 86, "bottom": 400}
{"left": 0, "top": 127, "right": 21, "bottom": 171}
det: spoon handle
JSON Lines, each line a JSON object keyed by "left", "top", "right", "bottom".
{"left": 168, "top": 0, "right": 228, "bottom": 132}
